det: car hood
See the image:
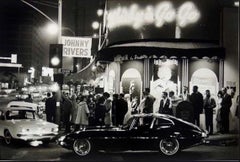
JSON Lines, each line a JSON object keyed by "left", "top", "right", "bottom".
{"left": 6, "top": 119, "right": 58, "bottom": 129}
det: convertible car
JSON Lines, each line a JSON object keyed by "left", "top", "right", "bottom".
{"left": 57, "top": 113, "right": 208, "bottom": 156}
{"left": 0, "top": 106, "right": 58, "bottom": 146}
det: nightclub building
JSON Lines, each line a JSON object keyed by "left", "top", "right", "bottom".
{"left": 94, "top": 0, "right": 238, "bottom": 131}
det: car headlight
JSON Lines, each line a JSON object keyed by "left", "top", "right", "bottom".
{"left": 20, "top": 128, "right": 29, "bottom": 134}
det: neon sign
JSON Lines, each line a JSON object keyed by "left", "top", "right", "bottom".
{"left": 107, "top": 1, "right": 200, "bottom": 29}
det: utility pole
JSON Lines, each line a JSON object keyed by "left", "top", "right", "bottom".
{"left": 55, "top": 0, "right": 62, "bottom": 127}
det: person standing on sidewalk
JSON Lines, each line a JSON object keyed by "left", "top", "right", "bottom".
{"left": 158, "top": 91, "right": 173, "bottom": 115}
{"left": 220, "top": 87, "right": 232, "bottom": 134}
{"left": 45, "top": 92, "right": 56, "bottom": 123}
{"left": 77, "top": 96, "right": 90, "bottom": 130}
{"left": 103, "top": 92, "right": 112, "bottom": 127}
{"left": 216, "top": 90, "right": 223, "bottom": 133}
{"left": 189, "top": 85, "right": 203, "bottom": 127}
{"left": 203, "top": 90, "right": 216, "bottom": 135}
{"left": 112, "top": 94, "right": 119, "bottom": 126}
{"left": 61, "top": 93, "right": 72, "bottom": 133}
{"left": 116, "top": 93, "right": 128, "bottom": 126}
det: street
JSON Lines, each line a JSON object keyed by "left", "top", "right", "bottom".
{"left": 0, "top": 139, "right": 239, "bottom": 161}
{"left": 0, "top": 95, "right": 239, "bottom": 161}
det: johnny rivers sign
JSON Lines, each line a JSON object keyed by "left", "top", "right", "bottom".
{"left": 62, "top": 36, "right": 92, "bottom": 58}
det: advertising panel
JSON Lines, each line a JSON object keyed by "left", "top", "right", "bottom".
{"left": 150, "top": 59, "right": 178, "bottom": 112}
{"left": 62, "top": 36, "right": 92, "bottom": 58}
{"left": 105, "top": 0, "right": 220, "bottom": 44}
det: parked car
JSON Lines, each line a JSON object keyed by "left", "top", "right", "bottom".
{"left": 7, "top": 101, "right": 38, "bottom": 111}
{"left": 57, "top": 113, "right": 208, "bottom": 157}
{"left": 0, "top": 106, "right": 58, "bottom": 145}
{"left": 15, "top": 91, "right": 28, "bottom": 100}
{"left": 7, "top": 101, "right": 44, "bottom": 118}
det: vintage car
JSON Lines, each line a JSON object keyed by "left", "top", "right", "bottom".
{"left": 15, "top": 91, "right": 29, "bottom": 100}
{"left": 0, "top": 106, "right": 58, "bottom": 145}
{"left": 7, "top": 101, "right": 45, "bottom": 118}
{"left": 57, "top": 113, "right": 208, "bottom": 156}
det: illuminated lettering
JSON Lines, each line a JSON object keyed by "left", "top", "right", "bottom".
{"left": 107, "top": 1, "right": 200, "bottom": 29}
{"left": 177, "top": 2, "right": 201, "bottom": 27}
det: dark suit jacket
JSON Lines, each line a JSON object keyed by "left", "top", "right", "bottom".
{"left": 221, "top": 94, "right": 232, "bottom": 113}
{"left": 189, "top": 92, "right": 203, "bottom": 115}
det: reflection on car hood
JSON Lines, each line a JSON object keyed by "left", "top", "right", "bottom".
{"left": 7, "top": 119, "right": 57, "bottom": 129}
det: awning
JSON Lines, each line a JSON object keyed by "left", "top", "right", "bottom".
{"left": 96, "top": 40, "right": 225, "bottom": 61}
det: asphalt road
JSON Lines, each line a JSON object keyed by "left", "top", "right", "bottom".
{"left": 0, "top": 139, "right": 239, "bottom": 161}
{"left": 0, "top": 96, "right": 239, "bottom": 161}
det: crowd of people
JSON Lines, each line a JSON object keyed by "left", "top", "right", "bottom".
{"left": 128, "top": 86, "right": 237, "bottom": 135}
{"left": 44, "top": 91, "right": 129, "bottom": 133}
{"left": 26, "top": 85, "right": 238, "bottom": 135}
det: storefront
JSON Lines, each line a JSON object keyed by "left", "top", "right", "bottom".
{"left": 96, "top": 0, "right": 224, "bottom": 98}
{"left": 92, "top": 0, "right": 231, "bottom": 132}
{"left": 97, "top": 40, "right": 224, "bottom": 110}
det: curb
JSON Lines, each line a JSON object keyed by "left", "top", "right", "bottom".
{"left": 204, "top": 134, "right": 239, "bottom": 146}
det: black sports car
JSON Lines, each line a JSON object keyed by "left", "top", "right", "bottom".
{"left": 57, "top": 113, "right": 208, "bottom": 156}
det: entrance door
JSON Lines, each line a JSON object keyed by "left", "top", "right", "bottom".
{"left": 190, "top": 68, "right": 218, "bottom": 132}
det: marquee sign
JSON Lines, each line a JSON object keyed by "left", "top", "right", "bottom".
{"left": 105, "top": 0, "right": 220, "bottom": 44}
{"left": 107, "top": 1, "right": 200, "bottom": 29}
{"left": 62, "top": 36, "right": 92, "bottom": 58}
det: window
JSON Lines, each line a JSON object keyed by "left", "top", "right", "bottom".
{"left": 6, "top": 110, "right": 35, "bottom": 120}
{"left": 129, "top": 117, "right": 153, "bottom": 130}
{"left": 154, "top": 118, "right": 174, "bottom": 127}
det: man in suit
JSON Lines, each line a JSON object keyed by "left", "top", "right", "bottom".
{"left": 220, "top": 87, "right": 232, "bottom": 133}
{"left": 116, "top": 93, "right": 128, "bottom": 126}
{"left": 203, "top": 90, "right": 216, "bottom": 135}
{"left": 189, "top": 86, "right": 203, "bottom": 127}
{"left": 143, "top": 88, "right": 156, "bottom": 114}
{"left": 158, "top": 92, "right": 172, "bottom": 115}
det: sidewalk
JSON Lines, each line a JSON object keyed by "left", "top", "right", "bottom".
{"left": 205, "top": 132, "right": 239, "bottom": 146}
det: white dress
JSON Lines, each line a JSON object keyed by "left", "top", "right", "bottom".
{"left": 75, "top": 101, "right": 90, "bottom": 125}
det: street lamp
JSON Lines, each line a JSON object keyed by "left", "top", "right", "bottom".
{"left": 46, "top": 23, "right": 76, "bottom": 36}
{"left": 97, "top": 9, "right": 103, "bottom": 17}
{"left": 92, "top": 21, "right": 100, "bottom": 30}
{"left": 92, "top": 21, "right": 102, "bottom": 50}
{"left": 46, "top": 23, "right": 58, "bottom": 35}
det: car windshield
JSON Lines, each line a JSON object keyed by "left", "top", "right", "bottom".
{"left": 5, "top": 110, "right": 37, "bottom": 120}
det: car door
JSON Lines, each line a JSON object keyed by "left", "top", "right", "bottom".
{"left": 127, "top": 116, "right": 155, "bottom": 150}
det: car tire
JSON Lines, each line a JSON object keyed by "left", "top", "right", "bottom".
{"left": 159, "top": 138, "right": 180, "bottom": 156}
{"left": 4, "top": 130, "right": 12, "bottom": 145}
{"left": 73, "top": 139, "right": 91, "bottom": 156}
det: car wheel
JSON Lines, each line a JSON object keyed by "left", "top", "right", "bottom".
{"left": 73, "top": 139, "right": 91, "bottom": 156}
{"left": 4, "top": 130, "right": 12, "bottom": 145}
{"left": 159, "top": 138, "right": 180, "bottom": 156}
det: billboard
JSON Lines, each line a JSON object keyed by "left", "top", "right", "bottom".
{"left": 105, "top": 0, "right": 220, "bottom": 44}
{"left": 62, "top": 36, "right": 92, "bottom": 58}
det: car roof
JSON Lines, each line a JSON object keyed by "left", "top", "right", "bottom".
{"left": 7, "top": 101, "right": 38, "bottom": 108}
{"left": 1, "top": 107, "right": 35, "bottom": 112}
{"left": 132, "top": 113, "right": 171, "bottom": 118}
